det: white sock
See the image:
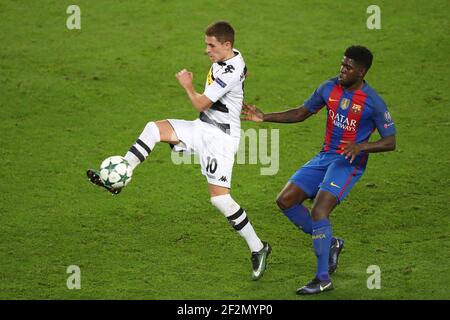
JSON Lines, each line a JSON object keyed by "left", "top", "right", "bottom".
{"left": 125, "top": 121, "right": 160, "bottom": 170}
{"left": 211, "top": 194, "right": 264, "bottom": 252}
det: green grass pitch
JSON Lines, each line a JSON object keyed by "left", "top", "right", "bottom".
{"left": 0, "top": 0, "right": 449, "bottom": 299}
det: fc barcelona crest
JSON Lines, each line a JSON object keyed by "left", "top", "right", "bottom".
{"left": 340, "top": 98, "right": 350, "bottom": 110}
{"left": 351, "top": 103, "right": 362, "bottom": 114}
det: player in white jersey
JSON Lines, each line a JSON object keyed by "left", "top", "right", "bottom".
{"left": 87, "top": 21, "right": 271, "bottom": 280}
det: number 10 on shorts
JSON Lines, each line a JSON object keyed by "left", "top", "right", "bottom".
{"left": 206, "top": 156, "right": 218, "bottom": 174}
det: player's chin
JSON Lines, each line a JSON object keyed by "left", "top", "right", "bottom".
{"left": 338, "top": 77, "right": 351, "bottom": 87}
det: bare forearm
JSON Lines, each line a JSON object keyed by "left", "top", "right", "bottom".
{"left": 184, "top": 86, "right": 209, "bottom": 112}
{"left": 263, "top": 106, "right": 312, "bottom": 123}
{"left": 359, "top": 136, "right": 396, "bottom": 153}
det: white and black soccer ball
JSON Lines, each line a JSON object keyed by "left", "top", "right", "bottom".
{"left": 99, "top": 156, "right": 133, "bottom": 189}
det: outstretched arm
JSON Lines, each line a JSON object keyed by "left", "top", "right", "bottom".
{"left": 242, "top": 103, "right": 314, "bottom": 123}
{"left": 341, "top": 135, "right": 396, "bottom": 163}
{"left": 176, "top": 69, "right": 212, "bottom": 112}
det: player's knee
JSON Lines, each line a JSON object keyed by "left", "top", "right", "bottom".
{"left": 311, "top": 192, "right": 337, "bottom": 221}
{"left": 145, "top": 121, "right": 157, "bottom": 130}
{"left": 310, "top": 208, "right": 328, "bottom": 221}
{"left": 155, "top": 120, "right": 178, "bottom": 143}
{"left": 276, "top": 193, "right": 293, "bottom": 211}
{"left": 210, "top": 194, "right": 240, "bottom": 216}
{"left": 275, "top": 197, "right": 286, "bottom": 210}
{"left": 210, "top": 195, "right": 222, "bottom": 209}
{"left": 143, "top": 121, "right": 161, "bottom": 138}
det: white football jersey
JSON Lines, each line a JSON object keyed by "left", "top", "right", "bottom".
{"left": 202, "top": 49, "right": 246, "bottom": 138}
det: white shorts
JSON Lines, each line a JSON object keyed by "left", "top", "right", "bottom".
{"left": 167, "top": 119, "right": 239, "bottom": 188}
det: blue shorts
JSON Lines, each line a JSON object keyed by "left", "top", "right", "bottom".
{"left": 289, "top": 152, "right": 368, "bottom": 203}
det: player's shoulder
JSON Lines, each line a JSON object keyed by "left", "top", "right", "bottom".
{"left": 315, "top": 77, "right": 339, "bottom": 93}
{"left": 230, "top": 49, "right": 245, "bottom": 66}
{"left": 319, "top": 77, "right": 339, "bottom": 89}
{"left": 361, "top": 81, "right": 388, "bottom": 110}
{"left": 219, "top": 49, "right": 245, "bottom": 70}
{"left": 214, "top": 49, "right": 246, "bottom": 83}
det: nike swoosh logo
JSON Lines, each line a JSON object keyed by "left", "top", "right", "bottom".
{"left": 256, "top": 261, "right": 264, "bottom": 273}
{"left": 253, "top": 251, "right": 267, "bottom": 276}
{"left": 330, "top": 182, "right": 341, "bottom": 188}
{"left": 320, "top": 283, "right": 332, "bottom": 291}
{"left": 329, "top": 98, "right": 339, "bottom": 102}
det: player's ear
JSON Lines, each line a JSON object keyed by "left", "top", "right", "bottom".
{"left": 358, "top": 66, "right": 367, "bottom": 78}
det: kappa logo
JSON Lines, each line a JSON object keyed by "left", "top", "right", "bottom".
{"left": 340, "top": 98, "right": 350, "bottom": 110}
{"left": 222, "top": 65, "right": 235, "bottom": 74}
{"left": 219, "top": 176, "right": 228, "bottom": 182}
{"left": 351, "top": 103, "right": 362, "bottom": 114}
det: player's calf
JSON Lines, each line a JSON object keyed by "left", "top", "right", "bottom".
{"left": 124, "top": 121, "right": 161, "bottom": 170}
{"left": 210, "top": 194, "right": 271, "bottom": 280}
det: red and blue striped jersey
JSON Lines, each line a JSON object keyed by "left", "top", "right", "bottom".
{"left": 304, "top": 77, "right": 396, "bottom": 154}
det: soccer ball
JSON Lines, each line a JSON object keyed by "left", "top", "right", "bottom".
{"left": 99, "top": 156, "right": 133, "bottom": 189}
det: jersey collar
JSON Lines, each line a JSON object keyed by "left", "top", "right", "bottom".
{"left": 217, "top": 49, "right": 240, "bottom": 66}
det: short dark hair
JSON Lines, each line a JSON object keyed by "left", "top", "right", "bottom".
{"left": 205, "top": 21, "right": 235, "bottom": 45}
{"left": 344, "top": 45, "right": 373, "bottom": 70}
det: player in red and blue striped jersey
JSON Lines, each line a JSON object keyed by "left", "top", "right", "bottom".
{"left": 243, "top": 46, "right": 396, "bottom": 294}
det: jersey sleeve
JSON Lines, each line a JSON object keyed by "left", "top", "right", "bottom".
{"left": 371, "top": 95, "right": 396, "bottom": 137}
{"left": 203, "top": 66, "right": 242, "bottom": 103}
{"left": 303, "top": 80, "right": 329, "bottom": 113}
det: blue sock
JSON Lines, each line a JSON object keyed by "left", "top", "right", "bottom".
{"left": 282, "top": 204, "right": 312, "bottom": 234}
{"left": 312, "top": 218, "right": 333, "bottom": 281}
{"left": 331, "top": 236, "right": 337, "bottom": 245}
